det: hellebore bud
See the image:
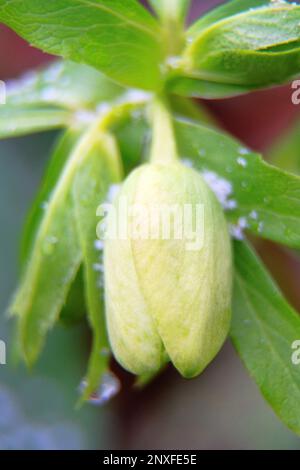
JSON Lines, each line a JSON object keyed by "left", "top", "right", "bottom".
{"left": 103, "top": 162, "right": 232, "bottom": 378}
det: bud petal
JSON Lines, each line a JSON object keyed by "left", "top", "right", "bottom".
{"left": 104, "top": 163, "right": 232, "bottom": 377}
{"left": 104, "top": 168, "right": 166, "bottom": 375}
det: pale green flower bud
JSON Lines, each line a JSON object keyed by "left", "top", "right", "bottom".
{"left": 104, "top": 162, "right": 232, "bottom": 378}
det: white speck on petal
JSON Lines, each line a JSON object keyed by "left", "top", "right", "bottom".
{"left": 166, "top": 56, "right": 181, "bottom": 69}
{"left": 270, "top": 0, "right": 288, "bottom": 5}
{"left": 100, "top": 348, "right": 110, "bottom": 357}
{"left": 40, "top": 88, "right": 58, "bottom": 102}
{"left": 96, "top": 102, "right": 111, "bottom": 115}
{"left": 258, "top": 221, "right": 264, "bottom": 233}
{"left": 94, "top": 239, "right": 104, "bottom": 251}
{"left": 40, "top": 201, "right": 49, "bottom": 210}
{"left": 202, "top": 170, "right": 236, "bottom": 211}
{"left": 119, "top": 89, "right": 151, "bottom": 104}
{"left": 74, "top": 110, "right": 97, "bottom": 125}
{"left": 237, "top": 157, "right": 247, "bottom": 167}
{"left": 226, "top": 199, "right": 237, "bottom": 210}
{"left": 79, "top": 372, "right": 120, "bottom": 406}
{"left": 107, "top": 184, "right": 121, "bottom": 203}
{"left": 230, "top": 217, "right": 248, "bottom": 240}
{"left": 250, "top": 210, "right": 258, "bottom": 220}
{"left": 238, "top": 147, "right": 251, "bottom": 155}
{"left": 46, "top": 235, "right": 58, "bottom": 244}
{"left": 44, "top": 61, "right": 64, "bottom": 83}
{"left": 182, "top": 158, "right": 193, "bottom": 168}
{"left": 6, "top": 71, "right": 38, "bottom": 95}
{"left": 93, "top": 263, "right": 104, "bottom": 273}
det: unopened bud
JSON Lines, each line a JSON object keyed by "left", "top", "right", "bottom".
{"left": 104, "top": 162, "right": 232, "bottom": 378}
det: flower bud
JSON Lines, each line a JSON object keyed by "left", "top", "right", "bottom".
{"left": 104, "top": 162, "right": 232, "bottom": 378}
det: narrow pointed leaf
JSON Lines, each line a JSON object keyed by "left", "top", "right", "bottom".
{"left": 6, "top": 60, "right": 124, "bottom": 110}
{"left": 72, "top": 132, "right": 123, "bottom": 401}
{"left": 169, "top": 2, "right": 300, "bottom": 97}
{"left": 11, "top": 126, "right": 106, "bottom": 364}
{"left": 183, "top": 3, "right": 300, "bottom": 87}
{"left": 0, "top": 106, "right": 70, "bottom": 139}
{"left": 59, "top": 268, "right": 86, "bottom": 326}
{"left": 174, "top": 117, "right": 300, "bottom": 249}
{"left": 167, "top": 75, "right": 255, "bottom": 99}
{"left": 112, "top": 112, "right": 148, "bottom": 175}
{"left": 21, "top": 129, "right": 82, "bottom": 264}
{"left": 0, "top": 0, "right": 163, "bottom": 90}
{"left": 19, "top": 129, "right": 86, "bottom": 328}
{"left": 188, "top": 0, "right": 269, "bottom": 36}
{"left": 231, "top": 240, "right": 300, "bottom": 435}
{"left": 0, "top": 60, "right": 124, "bottom": 140}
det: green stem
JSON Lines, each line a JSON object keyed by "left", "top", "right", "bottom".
{"left": 159, "top": 0, "right": 186, "bottom": 56}
{"left": 163, "top": 21, "right": 184, "bottom": 57}
{"left": 149, "top": 96, "right": 178, "bottom": 165}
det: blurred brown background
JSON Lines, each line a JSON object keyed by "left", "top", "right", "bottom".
{"left": 0, "top": 0, "right": 299, "bottom": 449}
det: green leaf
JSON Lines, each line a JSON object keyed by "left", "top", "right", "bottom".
{"left": 188, "top": 0, "right": 269, "bottom": 36}
{"left": 268, "top": 120, "right": 300, "bottom": 175}
{"left": 183, "top": 3, "right": 300, "bottom": 87}
{"left": 174, "top": 117, "right": 300, "bottom": 249}
{"left": 20, "top": 129, "right": 82, "bottom": 265}
{"left": 0, "top": 106, "right": 70, "bottom": 139}
{"left": 182, "top": 47, "right": 300, "bottom": 90}
{"left": 112, "top": 112, "right": 148, "bottom": 175}
{"left": 168, "top": 1, "right": 300, "bottom": 97}
{"left": 20, "top": 130, "right": 86, "bottom": 333}
{"left": 11, "top": 125, "right": 109, "bottom": 364}
{"left": 59, "top": 268, "right": 86, "bottom": 326}
{"left": 167, "top": 75, "right": 255, "bottom": 99}
{"left": 170, "top": 95, "right": 216, "bottom": 126}
{"left": 6, "top": 60, "right": 124, "bottom": 110}
{"left": 149, "top": 0, "right": 190, "bottom": 23}
{"left": 0, "top": 0, "right": 163, "bottom": 90}
{"left": 0, "top": 61, "right": 124, "bottom": 140}
{"left": 72, "top": 132, "right": 123, "bottom": 401}
{"left": 231, "top": 240, "right": 300, "bottom": 435}
{"left": 113, "top": 96, "right": 214, "bottom": 176}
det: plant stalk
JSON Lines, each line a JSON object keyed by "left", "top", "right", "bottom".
{"left": 149, "top": 96, "right": 178, "bottom": 165}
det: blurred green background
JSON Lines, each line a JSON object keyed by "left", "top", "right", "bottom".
{"left": 0, "top": 0, "right": 300, "bottom": 450}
